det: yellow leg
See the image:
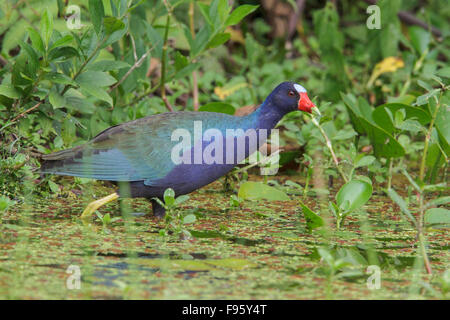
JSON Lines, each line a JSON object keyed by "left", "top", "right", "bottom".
{"left": 81, "top": 193, "right": 119, "bottom": 220}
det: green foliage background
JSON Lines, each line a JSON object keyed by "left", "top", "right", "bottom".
{"left": 0, "top": 0, "right": 448, "bottom": 203}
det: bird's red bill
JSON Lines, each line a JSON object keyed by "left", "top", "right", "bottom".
{"left": 298, "top": 92, "right": 315, "bottom": 113}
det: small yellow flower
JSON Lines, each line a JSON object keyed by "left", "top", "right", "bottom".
{"left": 367, "top": 57, "right": 405, "bottom": 88}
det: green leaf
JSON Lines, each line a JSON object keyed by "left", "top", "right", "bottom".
{"left": 89, "top": 0, "right": 105, "bottom": 35}
{"left": 225, "top": 4, "right": 259, "bottom": 27}
{"left": 48, "top": 180, "right": 59, "bottom": 193}
{"left": 27, "top": 27, "right": 45, "bottom": 55}
{"left": 0, "top": 85, "right": 21, "bottom": 99}
{"left": 174, "top": 51, "right": 189, "bottom": 71}
{"left": 174, "top": 195, "right": 190, "bottom": 206}
{"left": 425, "top": 208, "right": 450, "bottom": 227}
{"left": 425, "top": 196, "right": 450, "bottom": 209}
{"left": 48, "top": 46, "right": 79, "bottom": 61}
{"left": 340, "top": 92, "right": 365, "bottom": 135}
{"left": 409, "top": 26, "right": 430, "bottom": 55}
{"left": 435, "top": 105, "right": 450, "bottom": 157}
{"left": 79, "top": 84, "right": 113, "bottom": 106}
{"left": 164, "top": 188, "right": 175, "bottom": 207}
{"left": 40, "top": 9, "right": 53, "bottom": 48}
{"left": 20, "top": 41, "right": 39, "bottom": 76}
{"left": 49, "top": 90, "right": 66, "bottom": 109}
{"left": 191, "top": 24, "right": 211, "bottom": 57}
{"left": 76, "top": 71, "right": 116, "bottom": 87}
{"left": 355, "top": 155, "right": 376, "bottom": 168}
{"left": 88, "top": 60, "right": 130, "bottom": 71}
{"left": 207, "top": 32, "right": 231, "bottom": 49}
{"left": 183, "top": 214, "right": 196, "bottom": 224}
{"left": 359, "top": 116, "right": 405, "bottom": 158}
{"left": 386, "top": 188, "right": 416, "bottom": 223}
{"left": 436, "top": 67, "right": 450, "bottom": 78}
{"left": 43, "top": 72, "right": 76, "bottom": 85}
{"left": 336, "top": 180, "right": 372, "bottom": 213}
{"left": 103, "top": 16, "right": 125, "bottom": 35}
{"left": 199, "top": 102, "right": 235, "bottom": 115}
{"left": 0, "top": 196, "right": 15, "bottom": 212}
{"left": 372, "top": 103, "right": 430, "bottom": 135}
{"left": 198, "top": 3, "right": 213, "bottom": 26}
{"left": 49, "top": 35, "right": 74, "bottom": 51}
{"left": 299, "top": 201, "right": 324, "bottom": 231}
{"left": 238, "top": 181, "right": 290, "bottom": 201}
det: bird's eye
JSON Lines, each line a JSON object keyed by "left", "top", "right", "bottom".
{"left": 288, "top": 90, "right": 295, "bottom": 97}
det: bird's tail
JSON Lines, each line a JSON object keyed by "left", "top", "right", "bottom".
{"left": 40, "top": 146, "right": 83, "bottom": 173}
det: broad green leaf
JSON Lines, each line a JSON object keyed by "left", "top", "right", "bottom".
{"left": 88, "top": 60, "right": 130, "bottom": 71}
{"left": 103, "top": 16, "right": 125, "bottom": 35}
{"left": 435, "top": 105, "right": 450, "bottom": 157}
{"left": 49, "top": 90, "right": 66, "bottom": 109}
{"left": 40, "top": 9, "right": 53, "bottom": 48}
{"left": 197, "top": 3, "right": 213, "bottom": 26}
{"left": 372, "top": 103, "right": 430, "bottom": 134}
{"left": 199, "top": 102, "right": 235, "bottom": 115}
{"left": 425, "top": 196, "right": 450, "bottom": 209}
{"left": 48, "top": 180, "right": 59, "bottom": 193}
{"left": 238, "top": 181, "right": 290, "bottom": 201}
{"left": 0, "top": 85, "right": 21, "bottom": 99}
{"left": 183, "top": 214, "right": 196, "bottom": 224}
{"left": 174, "top": 195, "right": 190, "bottom": 205}
{"left": 0, "top": 196, "right": 15, "bottom": 212}
{"left": 76, "top": 71, "right": 116, "bottom": 87}
{"left": 299, "top": 201, "right": 324, "bottom": 231}
{"left": 340, "top": 92, "right": 365, "bottom": 135}
{"left": 336, "top": 180, "right": 372, "bottom": 213}
{"left": 409, "top": 26, "right": 430, "bottom": 55}
{"left": 164, "top": 188, "right": 175, "bottom": 206}
{"left": 79, "top": 84, "right": 113, "bottom": 106}
{"left": 27, "top": 27, "right": 45, "bottom": 55}
{"left": 317, "top": 248, "right": 335, "bottom": 267}
{"left": 49, "top": 35, "right": 74, "bottom": 51}
{"left": 425, "top": 208, "right": 450, "bottom": 226}
{"left": 43, "top": 72, "right": 76, "bottom": 85}
{"left": 359, "top": 116, "right": 405, "bottom": 158}
{"left": 89, "top": 0, "right": 105, "bottom": 35}
{"left": 191, "top": 24, "right": 211, "bottom": 57}
{"left": 225, "top": 4, "right": 259, "bottom": 27}
{"left": 355, "top": 155, "right": 375, "bottom": 168}
{"left": 207, "top": 32, "right": 231, "bottom": 49}
{"left": 20, "top": 41, "right": 39, "bottom": 76}
{"left": 436, "top": 67, "right": 450, "bottom": 78}
{"left": 48, "top": 46, "right": 79, "bottom": 61}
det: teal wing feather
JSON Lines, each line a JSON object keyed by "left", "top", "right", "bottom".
{"left": 41, "top": 111, "right": 245, "bottom": 182}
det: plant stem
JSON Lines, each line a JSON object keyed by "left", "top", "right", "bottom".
{"left": 311, "top": 117, "right": 348, "bottom": 183}
{"left": 189, "top": 1, "right": 199, "bottom": 111}
{"left": 11, "top": 98, "right": 46, "bottom": 123}
{"left": 418, "top": 192, "right": 432, "bottom": 274}
{"left": 160, "top": 12, "right": 173, "bottom": 112}
{"left": 387, "top": 158, "right": 393, "bottom": 190}
{"left": 419, "top": 92, "right": 442, "bottom": 181}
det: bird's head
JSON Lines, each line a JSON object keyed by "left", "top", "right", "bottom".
{"left": 267, "top": 81, "right": 316, "bottom": 114}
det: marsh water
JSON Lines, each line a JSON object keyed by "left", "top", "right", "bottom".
{"left": 0, "top": 174, "right": 448, "bottom": 299}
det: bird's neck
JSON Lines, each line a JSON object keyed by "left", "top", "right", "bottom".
{"left": 245, "top": 100, "right": 284, "bottom": 130}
